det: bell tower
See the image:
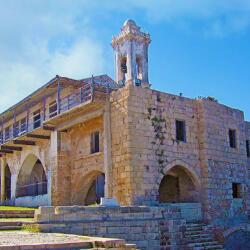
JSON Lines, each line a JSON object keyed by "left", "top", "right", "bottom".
{"left": 112, "top": 20, "right": 151, "bottom": 88}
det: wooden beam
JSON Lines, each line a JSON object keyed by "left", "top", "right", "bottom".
{"left": 27, "top": 134, "right": 50, "bottom": 140}
{"left": 43, "top": 125, "right": 55, "bottom": 131}
{"left": 0, "top": 149, "right": 13, "bottom": 154}
{"left": 13, "top": 140, "right": 36, "bottom": 146}
{"left": 1, "top": 145, "right": 22, "bottom": 152}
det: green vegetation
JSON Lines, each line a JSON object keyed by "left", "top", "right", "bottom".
{"left": 22, "top": 223, "right": 41, "bottom": 233}
{"left": 0, "top": 206, "right": 36, "bottom": 211}
{"left": 0, "top": 218, "right": 34, "bottom": 222}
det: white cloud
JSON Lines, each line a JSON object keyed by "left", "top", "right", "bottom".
{"left": 0, "top": 1, "right": 106, "bottom": 112}
{"left": 0, "top": 0, "right": 249, "bottom": 112}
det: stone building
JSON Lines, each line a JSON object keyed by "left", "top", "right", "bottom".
{"left": 0, "top": 20, "right": 249, "bottom": 247}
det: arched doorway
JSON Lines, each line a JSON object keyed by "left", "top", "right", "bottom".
{"left": 72, "top": 171, "right": 105, "bottom": 205}
{"left": 85, "top": 173, "right": 105, "bottom": 205}
{"left": 16, "top": 155, "right": 47, "bottom": 198}
{"left": 159, "top": 165, "right": 199, "bottom": 203}
{"left": 5, "top": 165, "right": 11, "bottom": 200}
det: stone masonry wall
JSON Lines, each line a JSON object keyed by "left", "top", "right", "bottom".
{"left": 35, "top": 205, "right": 186, "bottom": 250}
{"left": 110, "top": 84, "right": 249, "bottom": 228}
{"left": 68, "top": 117, "right": 105, "bottom": 205}
{"left": 110, "top": 86, "right": 134, "bottom": 205}
{"left": 245, "top": 121, "right": 250, "bottom": 217}
{"left": 198, "top": 100, "right": 249, "bottom": 225}
{"left": 111, "top": 84, "right": 201, "bottom": 205}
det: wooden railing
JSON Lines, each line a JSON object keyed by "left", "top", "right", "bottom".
{"left": 0, "top": 83, "right": 112, "bottom": 145}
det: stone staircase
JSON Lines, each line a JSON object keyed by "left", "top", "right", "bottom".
{"left": 184, "top": 222, "right": 224, "bottom": 250}
{"left": 0, "top": 209, "right": 35, "bottom": 218}
{"left": 0, "top": 209, "right": 35, "bottom": 231}
{"left": 0, "top": 221, "right": 23, "bottom": 230}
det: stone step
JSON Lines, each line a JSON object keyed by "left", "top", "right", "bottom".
{"left": 203, "top": 245, "right": 224, "bottom": 249}
{"left": 0, "top": 225, "right": 22, "bottom": 230}
{"left": 192, "top": 247, "right": 224, "bottom": 250}
{"left": 187, "top": 237, "right": 215, "bottom": 244}
{"left": 0, "top": 221, "right": 22, "bottom": 226}
{"left": 185, "top": 227, "right": 203, "bottom": 231}
{"left": 185, "top": 230, "right": 212, "bottom": 236}
{"left": 188, "top": 241, "right": 223, "bottom": 248}
{"left": 185, "top": 233, "right": 214, "bottom": 239}
{"left": 0, "top": 210, "right": 35, "bottom": 218}
{"left": 186, "top": 223, "right": 206, "bottom": 227}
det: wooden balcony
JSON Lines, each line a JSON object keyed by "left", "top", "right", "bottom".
{"left": 0, "top": 82, "right": 112, "bottom": 153}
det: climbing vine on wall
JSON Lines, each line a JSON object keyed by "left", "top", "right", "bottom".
{"left": 147, "top": 93, "right": 168, "bottom": 174}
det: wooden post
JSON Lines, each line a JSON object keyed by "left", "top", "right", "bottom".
{"left": 43, "top": 96, "right": 46, "bottom": 122}
{"left": 57, "top": 75, "right": 61, "bottom": 114}
{"left": 13, "top": 110, "right": 16, "bottom": 138}
{"left": 26, "top": 107, "right": 29, "bottom": 133}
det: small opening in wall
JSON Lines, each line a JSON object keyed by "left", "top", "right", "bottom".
{"left": 229, "top": 129, "right": 237, "bottom": 148}
{"left": 232, "top": 183, "right": 242, "bottom": 198}
{"left": 176, "top": 120, "right": 186, "bottom": 142}
{"left": 246, "top": 140, "right": 250, "bottom": 158}
{"left": 90, "top": 131, "right": 100, "bottom": 154}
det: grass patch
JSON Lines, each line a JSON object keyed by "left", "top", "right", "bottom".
{"left": 22, "top": 224, "right": 41, "bottom": 233}
{"left": 0, "top": 206, "right": 36, "bottom": 211}
{"left": 0, "top": 218, "right": 34, "bottom": 222}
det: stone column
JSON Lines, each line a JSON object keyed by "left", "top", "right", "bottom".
{"left": 50, "top": 130, "right": 71, "bottom": 206}
{"left": 126, "top": 41, "right": 133, "bottom": 83}
{"left": 0, "top": 157, "right": 6, "bottom": 203}
{"left": 103, "top": 102, "right": 113, "bottom": 198}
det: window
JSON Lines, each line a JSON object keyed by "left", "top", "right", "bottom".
{"left": 20, "top": 118, "right": 27, "bottom": 134}
{"left": 232, "top": 183, "right": 242, "bottom": 198}
{"left": 229, "top": 129, "right": 237, "bottom": 148}
{"left": 5, "top": 127, "right": 10, "bottom": 140}
{"left": 176, "top": 120, "right": 186, "bottom": 142}
{"left": 33, "top": 110, "right": 41, "bottom": 129}
{"left": 13, "top": 121, "right": 19, "bottom": 137}
{"left": 246, "top": 140, "right": 250, "bottom": 158}
{"left": 49, "top": 101, "right": 57, "bottom": 118}
{"left": 90, "top": 131, "right": 100, "bottom": 154}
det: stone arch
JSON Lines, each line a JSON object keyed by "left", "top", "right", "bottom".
{"left": 158, "top": 160, "right": 200, "bottom": 203}
{"left": 71, "top": 170, "right": 105, "bottom": 205}
{"left": 16, "top": 154, "right": 47, "bottom": 197}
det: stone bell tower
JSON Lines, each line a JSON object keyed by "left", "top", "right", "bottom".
{"left": 112, "top": 20, "right": 151, "bottom": 88}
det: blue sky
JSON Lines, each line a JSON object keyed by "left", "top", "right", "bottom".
{"left": 0, "top": 0, "right": 249, "bottom": 119}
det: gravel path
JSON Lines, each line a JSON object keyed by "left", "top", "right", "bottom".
{"left": 0, "top": 231, "right": 89, "bottom": 246}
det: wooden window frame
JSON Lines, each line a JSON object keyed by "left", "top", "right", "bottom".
{"left": 176, "top": 120, "right": 186, "bottom": 142}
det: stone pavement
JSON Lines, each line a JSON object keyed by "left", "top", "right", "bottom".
{"left": 0, "top": 231, "right": 134, "bottom": 249}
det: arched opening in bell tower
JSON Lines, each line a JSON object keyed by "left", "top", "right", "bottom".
{"left": 136, "top": 56, "right": 143, "bottom": 81}
{"left": 120, "top": 56, "right": 127, "bottom": 82}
